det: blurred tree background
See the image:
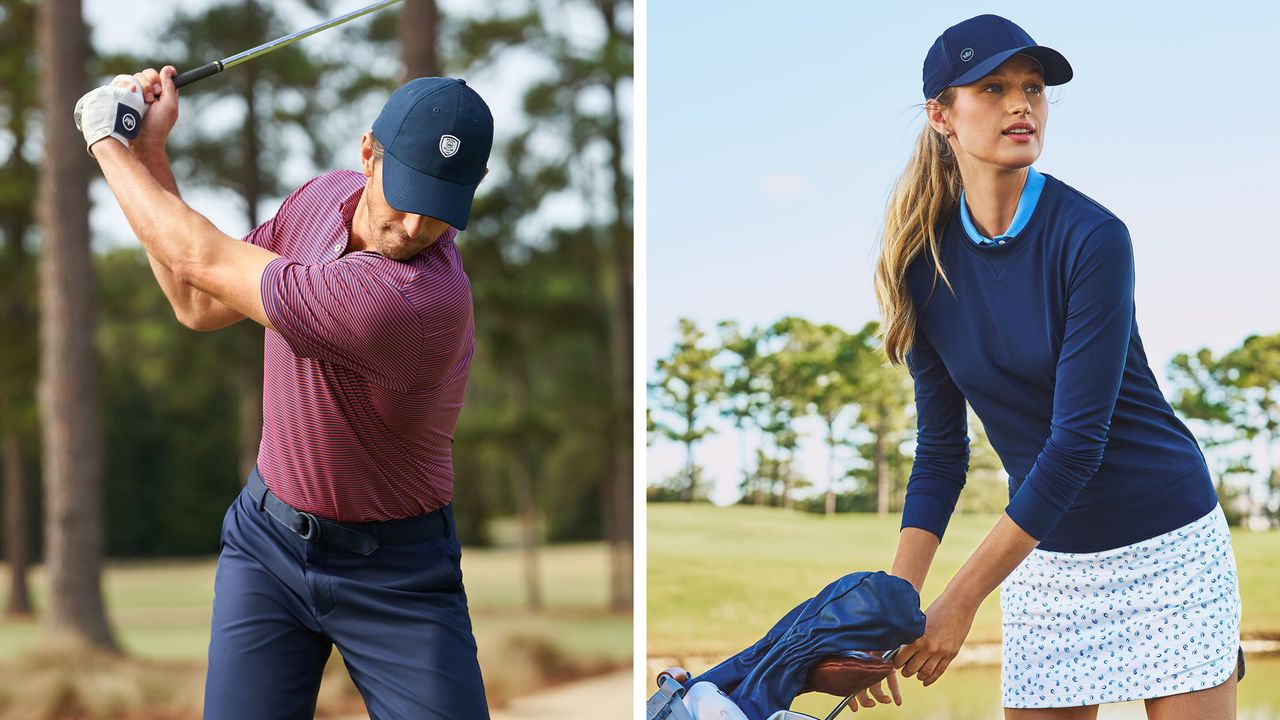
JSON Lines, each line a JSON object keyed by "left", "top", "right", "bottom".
{"left": 649, "top": 315, "right": 1280, "bottom": 529}
{"left": 1, "top": 0, "right": 633, "bottom": 654}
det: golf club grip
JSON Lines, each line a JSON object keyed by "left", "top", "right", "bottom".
{"left": 174, "top": 61, "right": 223, "bottom": 88}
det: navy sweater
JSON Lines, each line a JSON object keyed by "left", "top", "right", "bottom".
{"left": 901, "top": 174, "right": 1217, "bottom": 553}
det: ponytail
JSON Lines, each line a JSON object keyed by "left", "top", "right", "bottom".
{"left": 873, "top": 90, "right": 962, "bottom": 366}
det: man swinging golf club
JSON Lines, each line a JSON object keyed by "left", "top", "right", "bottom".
{"left": 75, "top": 62, "right": 494, "bottom": 719}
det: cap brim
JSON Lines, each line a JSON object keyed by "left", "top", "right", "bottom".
{"left": 948, "top": 45, "right": 1073, "bottom": 92}
{"left": 380, "top": 150, "right": 479, "bottom": 231}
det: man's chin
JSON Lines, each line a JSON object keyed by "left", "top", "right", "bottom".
{"left": 376, "top": 243, "right": 419, "bottom": 262}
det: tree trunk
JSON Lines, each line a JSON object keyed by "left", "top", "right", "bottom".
{"left": 875, "top": 410, "right": 889, "bottom": 516}
{"left": 599, "top": 0, "right": 633, "bottom": 611}
{"left": 36, "top": 0, "right": 118, "bottom": 651}
{"left": 512, "top": 367, "right": 542, "bottom": 611}
{"left": 754, "top": 432, "right": 766, "bottom": 506}
{"left": 236, "top": 369, "right": 262, "bottom": 483}
{"left": 516, "top": 448, "right": 543, "bottom": 611}
{"left": 1, "top": 221, "right": 35, "bottom": 619}
{"left": 235, "top": 26, "right": 264, "bottom": 485}
{"left": 1268, "top": 428, "right": 1279, "bottom": 523}
{"left": 4, "top": 430, "right": 33, "bottom": 617}
{"left": 763, "top": 433, "right": 777, "bottom": 506}
{"left": 825, "top": 421, "right": 836, "bottom": 517}
{"left": 782, "top": 449, "right": 793, "bottom": 510}
{"left": 400, "top": 0, "right": 440, "bottom": 80}
{"left": 682, "top": 441, "right": 695, "bottom": 502}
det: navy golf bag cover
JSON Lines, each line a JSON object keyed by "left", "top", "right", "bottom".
{"left": 686, "top": 571, "right": 926, "bottom": 720}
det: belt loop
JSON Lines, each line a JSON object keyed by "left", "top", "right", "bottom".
{"left": 443, "top": 504, "right": 453, "bottom": 538}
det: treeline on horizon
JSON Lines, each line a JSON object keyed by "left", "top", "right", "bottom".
{"left": 648, "top": 316, "right": 1280, "bottom": 528}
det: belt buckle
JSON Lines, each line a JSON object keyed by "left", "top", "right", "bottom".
{"left": 296, "top": 511, "right": 321, "bottom": 542}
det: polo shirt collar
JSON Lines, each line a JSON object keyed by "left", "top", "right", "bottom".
{"left": 959, "top": 165, "right": 1044, "bottom": 246}
{"left": 340, "top": 183, "right": 364, "bottom": 231}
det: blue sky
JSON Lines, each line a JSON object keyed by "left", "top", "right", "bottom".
{"left": 647, "top": 1, "right": 1280, "bottom": 502}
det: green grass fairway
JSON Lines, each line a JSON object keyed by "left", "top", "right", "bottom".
{"left": 0, "top": 542, "right": 630, "bottom": 664}
{"left": 648, "top": 503, "right": 1280, "bottom": 659}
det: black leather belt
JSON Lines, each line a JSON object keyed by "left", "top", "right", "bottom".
{"left": 247, "top": 466, "right": 450, "bottom": 556}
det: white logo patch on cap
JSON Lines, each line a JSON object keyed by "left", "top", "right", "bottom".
{"left": 960, "top": 48, "right": 974, "bottom": 62}
{"left": 439, "top": 134, "right": 461, "bottom": 157}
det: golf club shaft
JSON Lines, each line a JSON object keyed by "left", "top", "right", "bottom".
{"left": 173, "top": 0, "right": 403, "bottom": 88}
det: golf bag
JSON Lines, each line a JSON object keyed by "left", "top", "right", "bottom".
{"left": 646, "top": 571, "right": 926, "bottom": 720}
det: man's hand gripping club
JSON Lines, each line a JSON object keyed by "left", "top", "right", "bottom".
{"left": 74, "top": 66, "right": 180, "bottom": 156}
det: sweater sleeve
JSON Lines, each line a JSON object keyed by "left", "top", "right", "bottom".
{"left": 901, "top": 323, "right": 970, "bottom": 541}
{"left": 1004, "top": 218, "right": 1135, "bottom": 540}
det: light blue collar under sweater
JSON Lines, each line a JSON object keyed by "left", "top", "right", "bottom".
{"left": 959, "top": 166, "right": 1044, "bottom": 246}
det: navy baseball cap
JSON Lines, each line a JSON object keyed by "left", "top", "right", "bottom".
{"left": 923, "top": 15, "right": 1072, "bottom": 100}
{"left": 372, "top": 77, "right": 494, "bottom": 230}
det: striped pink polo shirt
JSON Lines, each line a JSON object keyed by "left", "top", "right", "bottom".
{"left": 247, "top": 169, "right": 474, "bottom": 522}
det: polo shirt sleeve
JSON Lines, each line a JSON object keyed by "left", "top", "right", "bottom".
{"left": 901, "top": 323, "right": 970, "bottom": 541}
{"left": 1004, "top": 218, "right": 1135, "bottom": 540}
{"left": 260, "top": 256, "right": 423, "bottom": 391}
{"left": 242, "top": 214, "right": 279, "bottom": 251}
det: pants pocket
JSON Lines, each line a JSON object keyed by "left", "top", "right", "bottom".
{"left": 386, "top": 536, "right": 464, "bottom": 594}
{"left": 217, "top": 489, "right": 246, "bottom": 553}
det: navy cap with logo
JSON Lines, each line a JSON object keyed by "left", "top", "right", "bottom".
{"left": 372, "top": 77, "right": 494, "bottom": 230}
{"left": 922, "top": 14, "right": 1072, "bottom": 100}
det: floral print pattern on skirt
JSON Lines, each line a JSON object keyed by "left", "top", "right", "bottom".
{"left": 1001, "top": 504, "right": 1240, "bottom": 708}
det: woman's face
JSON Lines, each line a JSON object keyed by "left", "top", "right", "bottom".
{"left": 931, "top": 53, "right": 1048, "bottom": 172}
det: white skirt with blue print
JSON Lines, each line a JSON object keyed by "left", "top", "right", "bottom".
{"left": 1000, "top": 504, "right": 1241, "bottom": 708}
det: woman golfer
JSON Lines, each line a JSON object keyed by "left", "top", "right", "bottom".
{"left": 868, "top": 14, "right": 1243, "bottom": 718}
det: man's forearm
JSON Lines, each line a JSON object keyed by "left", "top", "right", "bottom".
{"left": 134, "top": 144, "right": 180, "bottom": 196}
{"left": 130, "top": 146, "right": 247, "bottom": 330}
{"left": 131, "top": 145, "right": 201, "bottom": 317}
{"left": 94, "top": 140, "right": 217, "bottom": 277}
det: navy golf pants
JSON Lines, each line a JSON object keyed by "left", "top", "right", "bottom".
{"left": 203, "top": 476, "right": 489, "bottom": 719}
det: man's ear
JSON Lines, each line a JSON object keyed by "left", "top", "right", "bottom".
{"left": 478, "top": 167, "right": 489, "bottom": 186}
{"left": 360, "top": 132, "right": 376, "bottom": 178}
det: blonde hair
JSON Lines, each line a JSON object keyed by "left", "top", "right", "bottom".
{"left": 873, "top": 89, "right": 962, "bottom": 367}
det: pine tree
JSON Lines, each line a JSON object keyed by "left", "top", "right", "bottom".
{"left": 651, "top": 318, "right": 722, "bottom": 501}
{"left": 0, "top": 0, "right": 39, "bottom": 619}
{"left": 37, "top": 0, "right": 117, "bottom": 651}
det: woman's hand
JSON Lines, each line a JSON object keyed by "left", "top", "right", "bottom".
{"left": 893, "top": 591, "right": 978, "bottom": 686}
{"left": 843, "top": 662, "right": 902, "bottom": 713}
{"left": 888, "top": 515, "right": 1038, "bottom": 688}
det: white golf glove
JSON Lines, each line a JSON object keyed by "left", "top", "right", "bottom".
{"left": 73, "top": 74, "right": 147, "bottom": 156}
